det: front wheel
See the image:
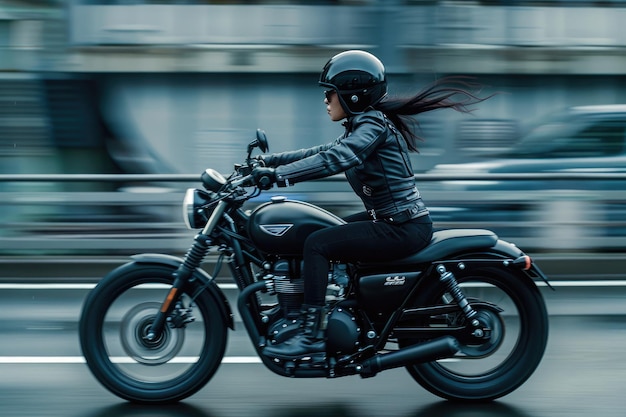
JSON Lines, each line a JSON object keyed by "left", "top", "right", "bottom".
{"left": 400, "top": 266, "right": 548, "bottom": 401}
{"left": 79, "top": 263, "right": 228, "bottom": 403}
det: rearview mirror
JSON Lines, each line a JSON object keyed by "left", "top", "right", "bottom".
{"left": 247, "top": 129, "right": 269, "bottom": 162}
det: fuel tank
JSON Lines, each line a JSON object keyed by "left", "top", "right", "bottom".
{"left": 247, "top": 196, "right": 345, "bottom": 255}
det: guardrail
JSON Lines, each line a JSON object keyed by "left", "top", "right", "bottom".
{"left": 2, "top": 172, "right": 626, "bottom": 182}
{"left": 1, "top": 173, "right": 626, "bottom": 254}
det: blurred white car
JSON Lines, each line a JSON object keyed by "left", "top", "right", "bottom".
{"left": 423, "top": 105, "right": 626, "bottom": 249}
{"left": 429, "top": 104, "right": 626, "bottom": 191}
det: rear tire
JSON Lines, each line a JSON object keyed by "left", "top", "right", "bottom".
{"left": 79, "top": 263, "right": 228, "bottom": 403}
{"left": 400, "top": 267, "right": 548, "bottom": 401}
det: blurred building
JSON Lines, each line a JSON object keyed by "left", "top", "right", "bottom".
{"left": 2, "top": 0, "right": 626, "bottom": 176}
{"left": 1, "top": 1, "right": 626, "bottom": 253}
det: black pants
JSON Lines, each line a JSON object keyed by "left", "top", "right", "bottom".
{"left": 302, "top": 211, "right": 433, "bottom": 306}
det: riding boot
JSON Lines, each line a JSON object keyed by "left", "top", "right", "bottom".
{"left": 263, "top": 304, "right": 326, "bottom": 360}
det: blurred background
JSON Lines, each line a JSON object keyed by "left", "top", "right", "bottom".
{"left": 1, "top": 0, "right": 626, "bottom": 259}
{"left": 2, "top": 4, "right": 626, "bottom": 416}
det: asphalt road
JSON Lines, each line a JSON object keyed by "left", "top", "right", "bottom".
{"left": 0, "top": 281, "right": 625, "bottom": 417}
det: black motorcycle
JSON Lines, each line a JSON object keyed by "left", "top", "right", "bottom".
{"left": 79, "top": 130, "right": 550, "bottom": 404}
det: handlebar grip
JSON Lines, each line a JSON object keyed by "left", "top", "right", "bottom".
{"left": 257, "top": 175, "right": 273, "bottom": 190}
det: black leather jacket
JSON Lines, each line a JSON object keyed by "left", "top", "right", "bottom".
{"left": 262, "top": 110, "right": 429, "bottom": 222}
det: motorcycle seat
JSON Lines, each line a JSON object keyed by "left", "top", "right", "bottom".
{"left": 359, "top": 228, "right": 498, "bottom": 268}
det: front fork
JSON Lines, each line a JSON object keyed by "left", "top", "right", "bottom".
{"left": 145, "top": 200, "right": 229, "bottom": 342}
{"left": 144, "top": 234, "right": 211, "bottom": 342}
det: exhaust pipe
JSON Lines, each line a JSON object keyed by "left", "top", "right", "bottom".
{"left": 357, "top": 336, "right": 460, "bottom": 377}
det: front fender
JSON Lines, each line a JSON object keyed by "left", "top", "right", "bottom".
{"left": 131, "top": 253, "right": 235, "bottom": 329}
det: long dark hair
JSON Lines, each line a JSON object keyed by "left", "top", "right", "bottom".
{"left": 375, "top": 76, "right": 492, "bottom": 152}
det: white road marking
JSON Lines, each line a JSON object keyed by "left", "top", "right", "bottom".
{"left": 0, "top": 283, "right": 239, "bottom": 290}
{"left": 0, "top": 356, "right": 459, "bottom": 365}
{"left": 0, "top": 356, "right": 262, "bottom": 364}
{"left": 1, "top": 281, "right": 625, "bottom": 291}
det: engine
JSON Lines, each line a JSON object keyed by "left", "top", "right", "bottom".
{"left": 263, "top": 257, "right": 361, "bottom": 354}
{"left": 326, "top": 305, "right": 361, "bottom": 355}
{"left": 271, "top": 259, "right": 304, "bottom": 320}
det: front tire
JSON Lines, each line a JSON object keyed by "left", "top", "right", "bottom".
{"left": 79, "top": 263, "right": 228, "bottom": 403}
{"left": 401, "top": 266, "right": 548, "bottom": 401}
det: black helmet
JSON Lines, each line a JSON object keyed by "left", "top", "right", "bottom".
{"left": 319, "top": 50, "right": 387, "bottom": 116}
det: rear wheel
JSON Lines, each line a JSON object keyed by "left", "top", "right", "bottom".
{"left": 400, "top": 267, "right": 548, "bottom": 401}
{"left": 79, "top": 263, "right": 228, "bottom": 403}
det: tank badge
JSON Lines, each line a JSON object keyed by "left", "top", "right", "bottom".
{"left": 260, "top": 224, "right": 293, "bottom": 237}
{"left": 384, "top": 276, "right": 406, "bottom": 286}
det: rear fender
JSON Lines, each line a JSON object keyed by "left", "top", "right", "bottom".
{"left": 411, "top": 238, "right": 551, "bottom": 296}
{"left": 441, "top": 238, "right": 550, "bottom": 284}
{"left": 492, "top": 239, "right": 552, "bottom": 289}
{"left": 131, "top": 253, "right": 234, "bottom": 329}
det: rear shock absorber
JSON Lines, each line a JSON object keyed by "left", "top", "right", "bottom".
{"left": 436, "top": 265, "right": 477, "bottom": 322}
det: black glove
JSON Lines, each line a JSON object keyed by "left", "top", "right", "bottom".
{"left": 251, "top": 167, "right": 276, "bottom": 190}
{"left": 253, "top": 155, "right": 267, "bottom": 167}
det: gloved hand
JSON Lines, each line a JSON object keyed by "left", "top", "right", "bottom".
{"left": 252, "top": 155, "right": 267, "bottom": 167}
{"left": 251, "top": 167, "right": 276, "bottom": 190}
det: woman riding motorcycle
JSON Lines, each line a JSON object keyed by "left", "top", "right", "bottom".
{"left": 251, "top": 50, "right": 488, "bottom": 360}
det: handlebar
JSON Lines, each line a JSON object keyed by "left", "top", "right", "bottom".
{"left": 202, "top": 132, "right": 269, "bottom": 192}
{"left": 230, "top": 174, "right": 254, "bottom": 188}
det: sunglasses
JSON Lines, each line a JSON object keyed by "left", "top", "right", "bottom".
{"left": 324, "top": 90, "right": 336, "bottom": 100}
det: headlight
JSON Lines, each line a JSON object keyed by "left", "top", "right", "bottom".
{"left": 183, "top": 188, "right": 212, "bottom": 229}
